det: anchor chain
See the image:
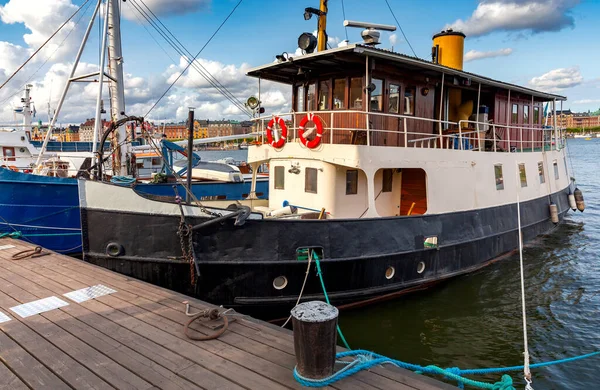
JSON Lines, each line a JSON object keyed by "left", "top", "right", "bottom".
{"left": 177, "top": 219, "right": 196, "bottom": 286}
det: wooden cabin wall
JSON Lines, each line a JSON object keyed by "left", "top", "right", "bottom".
{"left": 494, "top": 92, "right": 546, "bottom": 151}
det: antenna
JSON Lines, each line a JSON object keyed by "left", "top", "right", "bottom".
{"left": 343, "top": 20, "right": 396, "bottom": 45}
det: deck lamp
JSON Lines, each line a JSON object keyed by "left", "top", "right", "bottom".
{"left": 246, "top": 96, "right": 259, "bottom": 110}
{"left": 298, "top": 33, "right": 317, "bottom": 54}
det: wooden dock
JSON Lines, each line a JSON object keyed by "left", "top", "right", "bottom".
{"left": 0, "top": 238, "right": 454, "bottom": 390}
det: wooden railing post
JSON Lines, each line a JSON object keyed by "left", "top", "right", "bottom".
{"left": 291, "top": 301, "right": 338, "bottom": 379}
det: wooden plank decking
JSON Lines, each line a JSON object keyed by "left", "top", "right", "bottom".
{"left": 0, "top": 238, "right": 454, "bottom": 390}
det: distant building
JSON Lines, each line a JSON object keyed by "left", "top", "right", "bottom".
{"left": 546, "top": 110, "right": 600, "bottom": 128}
{"left": 79, "top": 118, "right": 111, "bottom": 142}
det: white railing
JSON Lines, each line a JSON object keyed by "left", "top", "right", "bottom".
{"left": 252, "top": 110, "right": 566, "bottom": 153}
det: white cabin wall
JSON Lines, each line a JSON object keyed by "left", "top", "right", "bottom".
{"left": 268, "top": 159, "right": 337, "bottom": 214}
{"left": 374, "top": 168, "right": 402, "bottom": 216}
{"left": 333, "top": 167, "right": 368, "bottom": 218}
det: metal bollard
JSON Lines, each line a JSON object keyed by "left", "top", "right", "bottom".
{"left": 291, "top": 301, "right": 339, "bottom": 379}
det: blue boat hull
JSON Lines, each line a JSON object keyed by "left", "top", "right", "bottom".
{"left": 0, "top": 168, "right": 268, "bottom": 253}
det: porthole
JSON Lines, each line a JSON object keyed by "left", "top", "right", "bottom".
{"left": 385, "top": 266, "right": 395, "bottom": 280}
{"left": 273, "top": 276, "right": 288, "bottom": 290}
{"left": 106, "top": 242, "right": 123, "bottom": 257}
{"left": 417, "top": 262, "right": 426, "bottom": 274}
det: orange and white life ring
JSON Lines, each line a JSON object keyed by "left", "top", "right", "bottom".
{"left": 266, "top": 116, "right": 287, "bottom": 148}
{"left": 298, "top": 113, "right": 323, "bottom": 149}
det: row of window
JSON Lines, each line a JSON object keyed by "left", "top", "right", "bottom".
{"left": 295, "top": 77, "right": 416, "bottom": 115}
{"left": 274, "top": 166, "right": 395, "bottom": 195}
{"left": 494, "top": 160, "right": 560, "bottom": 191}
{"left": 511, "top": 103, "right": 541, "bottom": 125}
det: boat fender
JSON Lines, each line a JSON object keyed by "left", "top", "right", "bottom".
{"left": 298, "top": 113, "right": 323, "bottom": 149}
{"left": 266, "top": 116, "right": 287, "bottom": 148}
{"left": 574, "top": 188, "right": 585, "bottom": 212}
{"left": 568, "top": 194, "right": 577, "bottom": 211}
{"left": 549, "top": 203, "right": 559, "bottom": 224}
{"left": 106, "top": 242, "right": 124, "bottom": 257}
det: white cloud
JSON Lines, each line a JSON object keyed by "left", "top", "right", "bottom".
{"left": 529, "top": 67, "right": 583, "bottom": 92}
{"left": 445, "top": 0, "right": 579, "bottom": 37}
{"left": 572, "top": 99, "right": 600, "bottom": 105}
{"left": 389, "top": 33, "right": 398, "bottom": 46}
{"left": 122, "top": 0, "right": 210, "bottom": 20}
{"left": 464, "top": 48, "right": 513, "bottom": 62}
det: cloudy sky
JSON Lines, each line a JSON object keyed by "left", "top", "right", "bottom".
{"left": 0, "top": 0, "right": 597, "bottom": 126}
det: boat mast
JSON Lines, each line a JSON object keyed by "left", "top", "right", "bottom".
{"left": 21, "top": 84, "right": 33, "bottom": 131}
{"left": 92, "top": 0, "right": 110, "bottom": 169}
{"left": 107, "top": 0, "right": 129, "bottom": 175}
{"left": 34, "top": 0, "right": 103, "bottom": 169}
{"left": 317, "top": 0, "right": 328, "bottom": 52}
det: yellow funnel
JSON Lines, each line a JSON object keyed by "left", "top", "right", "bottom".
{"left": 432, "top": 29, "right": 466, "bottom": 70}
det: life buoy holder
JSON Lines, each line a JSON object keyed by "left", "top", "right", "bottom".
{"left": 299, "top": 113, "right": 323, "bottom": 149}
{"left": 266, "top": 116, "right": 287, "bottom": 148}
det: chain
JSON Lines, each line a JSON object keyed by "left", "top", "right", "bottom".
{"left": 177, "top": 218, "right": 196, "bottom": 286}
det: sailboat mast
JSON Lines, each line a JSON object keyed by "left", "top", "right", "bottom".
{"left": 316, "top": 0, "right": 328, "bottom": 52}
{"left": 107, "top": 0, "right": 128, "bottom": 175}
{"left": 22, "top": 84, "right": 33, "bottom": 131}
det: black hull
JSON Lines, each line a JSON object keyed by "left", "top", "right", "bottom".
{"left": 81, "top": 186, "right": 572, "bottom": 317}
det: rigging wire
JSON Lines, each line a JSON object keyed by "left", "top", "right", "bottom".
{"left": 130, "top": 0, "right": 250, "bottom": 117}
{"left": 0, "top": 0, "right": 92, "bottom": 91}
{"left": 129, "top": 0, "right": 251, "bottom": 118}
{"left": 382, "top": 0, "right": 418, "bottom": 58}
{"left": 340, "top": 0, "right": 349, "bottom": 41}
{"left": 133, "top": 0, "right": 250, "bottom": 116}
{"left": 0, "top": 0, "right": 95, "bottom": 108}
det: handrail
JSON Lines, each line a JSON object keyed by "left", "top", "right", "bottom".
{"left": 251, "top": 111, "right": 565, "bottom": 153}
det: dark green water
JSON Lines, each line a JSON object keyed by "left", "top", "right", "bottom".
{"left": 339, "top": 139, "right": 599, "bottom": 389}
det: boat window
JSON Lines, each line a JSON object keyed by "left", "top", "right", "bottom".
{"left": 538, "top": 162, "right": 545, "bottom": 184}
{"left": 296, "top": 85, "right": 305, "bottom": 112}
{"left": 274, "top": 166, "right": 285, "bottom": 189}
{"left": 533, "top": 106, "right": 540, "bottom": 124}
{"left": 151, "top": 157, "right": 161, "bottom": 166}
{"left": 382, "top": 168, "right": 393, "bottom": 192}
{"left": 333, "top": 78, "right": 346, "bottom": 109}
{"left": 388, "top": 84, "right": 400, "bottom": 114}
{"left": 404, "top": 86, "right": 415, "bottom": 116}
{"left": 346, "top": 170, "right": 358, "bottom": 195}
{"left": 307, "top": 83, "right": 316, "bottom": 111}
{"left": 511, "top": 104, "right": 518, "bottom": 124}
{"left": 2, "top": 147, "right": 15, "bottom": 161}
{"left": 370, "top": 78, "right": 383, "bottom": 112}
{"left": 350, "top": 77, "right": 363, "bottom": 109}
{"left": 523, "top": 105, "right": 529, "bottom": 124}
{"left": 318, "top": 79, "right": 331, "bottom": 110}
{"left": 494, "top": 164, "right": 504, "bottom": 190}
{"left": 553, "top": 160, "right": 559, "bottom": 180}
{"left": 305, "top": 167, "right": 318, "bottom": 193}
{"left": 519, "top": 163, "right": 527, "bottom": 187}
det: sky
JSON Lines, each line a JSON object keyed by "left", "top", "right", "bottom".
{"left": 0, "top": 0, "right": 597, "bottom": 126}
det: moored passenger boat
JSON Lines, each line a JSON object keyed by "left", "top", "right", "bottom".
{"left": 80, "top": 2, "right": 578, "bottom": 316}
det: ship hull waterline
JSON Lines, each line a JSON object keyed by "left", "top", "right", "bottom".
{"left": 81, "top": 184, "right": 572, "bottom": 318}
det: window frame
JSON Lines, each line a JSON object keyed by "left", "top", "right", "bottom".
{"left": 523, "top": 105, "right": 529, "bottom": 124}
{"left": 370, "top": 78, "right": 384, "bottom": 112}
{"left": 538, "top": 161, "right": 545, "bottom": 184}
{"left": 306, "top": 82, "right": 316, "bottom": 111}
{"left": 404, "top": 86, "right": 416, "bottom": 116}
{"left": 333, "top": 78, "right": 347, "bottom": 110}
{"left": 305, "top": 167, "right": 318, "bottom": 194}
{"left": 295, "top": 85, "right": 305, "bottom": 112}
{"left": 533, "top": 106, "right": 540, "bottom": 124}
{"left": 318, "top": 79, "right": 332, "bottom": 111}
{"left": 349, "top": 77, "right": 363, "bottom": 109}
{"left": 494, "top": 164, "right": 504, "bottom": 190}
{"left": 553, "top": 160, "right": 559, "bottom": 180}
{"left": 274, "top": 166, "right": 285, "bottom": 190}
{"left": 511, "top": 104, "right": 519, "bottom": 124}
{"left": 518, "top": 163, "right": 527, "bottom": 187}
{"left": 345, "top": 170, "right": 358, "bottom": 195}
{"left": 388, "top": 83, "right": 401, "bottom": 114}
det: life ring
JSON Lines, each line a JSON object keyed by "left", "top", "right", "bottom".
{"left": 8, "top": 165, "right": 19, "bottom": 172}
{"left": 266, "top": 116, "right": 287, "bottom": 148}
{"left": 299, "top": 113, "right": 323, "bottom": 149}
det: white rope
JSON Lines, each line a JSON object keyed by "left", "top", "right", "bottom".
{"left": 516, "top": 164, "right": 533, "bottom": 389}
{"left": 0, "top": 221, "right": 81, "bottom": 231}
{"left": 281, "top": 254, "right": 312, "bottom": 328}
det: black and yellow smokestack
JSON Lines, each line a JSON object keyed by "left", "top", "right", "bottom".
{"left": 432, "top": 29, "right": 466, "bottom": 70}
{"left": 432, "top": 30, "right": 470, "bottom": 127}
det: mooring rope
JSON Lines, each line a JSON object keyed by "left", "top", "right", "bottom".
{"left": 293, "top": 349, "right": 600, "bottom": 389}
